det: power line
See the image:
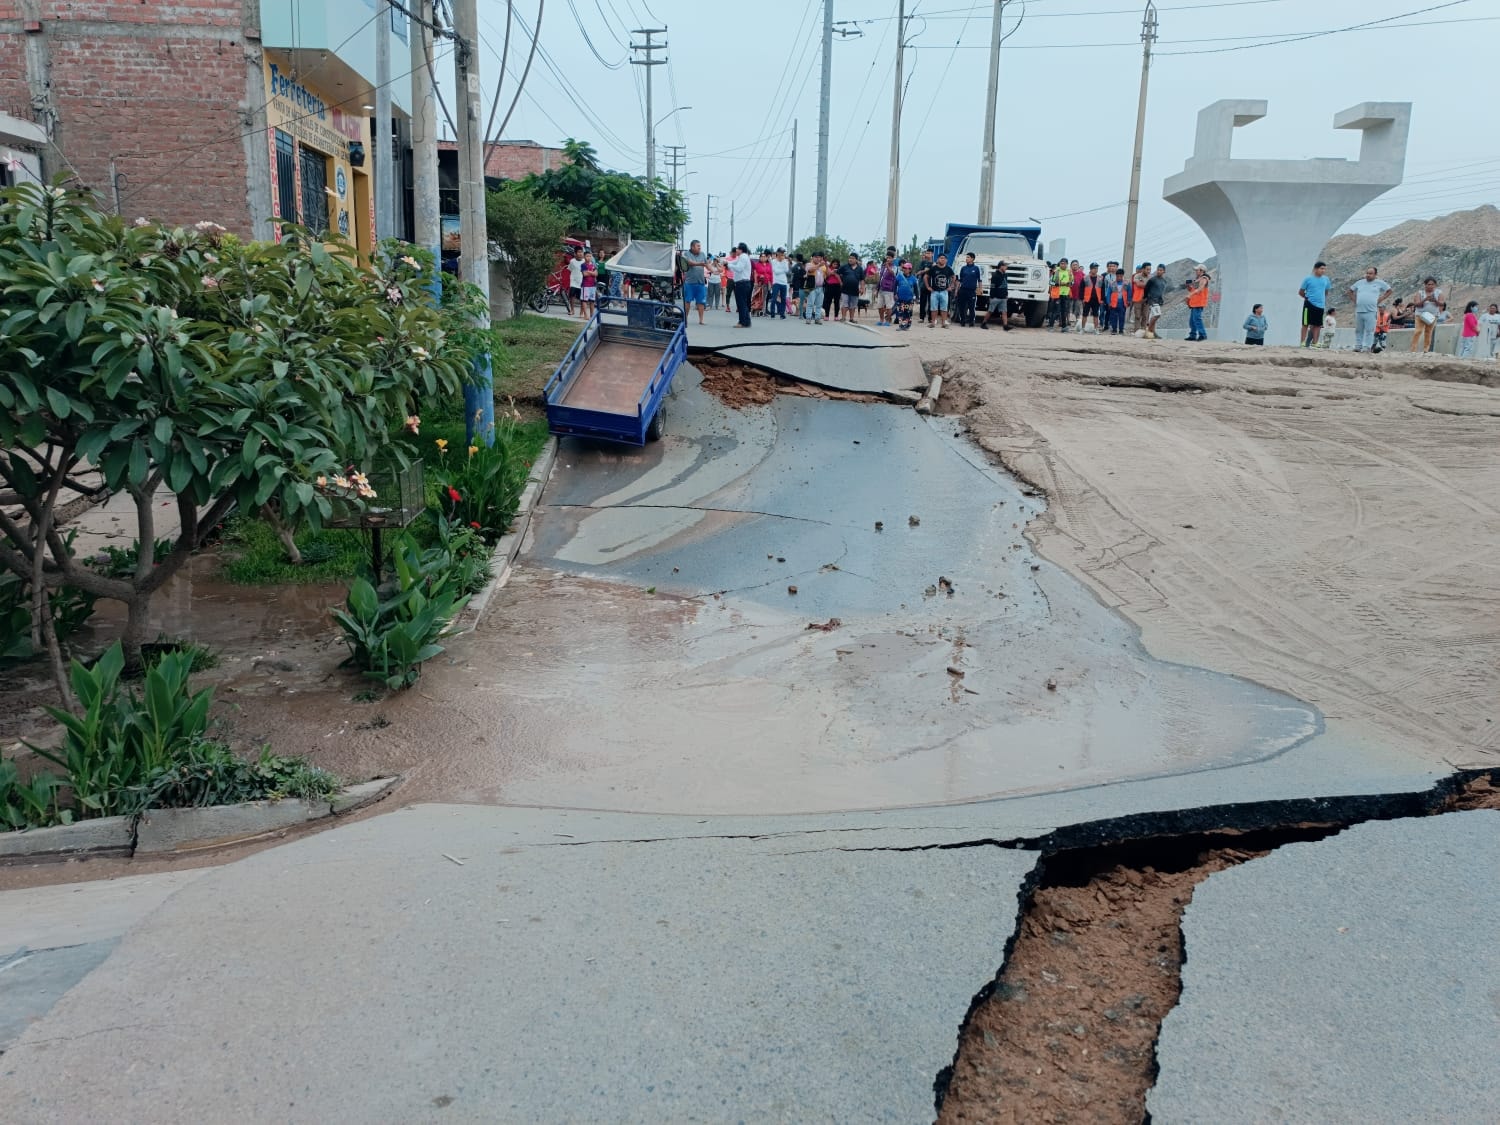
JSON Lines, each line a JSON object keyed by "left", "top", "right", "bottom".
{"left": 564, "top": 0, "right": 626, "bottom": 68}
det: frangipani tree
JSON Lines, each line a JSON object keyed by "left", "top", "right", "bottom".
{"left": 0, "top": 183, "right": 470, "bottom": 703}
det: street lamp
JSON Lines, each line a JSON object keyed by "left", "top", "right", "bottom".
{"left": 655, "top": 105, "right": 692, "bottom": 130}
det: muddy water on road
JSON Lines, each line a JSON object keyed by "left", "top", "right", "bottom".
{"left": 414, "top": 370, "right": 1320, "bottom": 815}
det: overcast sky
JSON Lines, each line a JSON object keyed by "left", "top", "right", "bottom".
{"left": 456, "top": 0, "right": 1495, "bottom": 261}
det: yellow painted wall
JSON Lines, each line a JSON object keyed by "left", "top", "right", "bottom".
{"left": 262, "top": 51, "right": 372, "bottom": 248}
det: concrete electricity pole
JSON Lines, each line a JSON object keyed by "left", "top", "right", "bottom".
{"left": 787, "top": 119, "right": 797, "bottom": 250}
{"left": 977, "top": 0, "right": 1004, "bottom": 224}
{"left": 452, "top": 0, "right": 494, "bottom": 445}
{"left": 885, "top": 0, "right": 907, "bottom": 251}
{"left": 410, "top": 0, "right": 441, "bottom": 266}
{"left": 374, "top": 0, "right": 393, "bottom": 239}
{"left": 631, "top": 28, "right": 668, "bottom": 184}
{"left": 705, "top": 194, "right": 714, "bottom": 252}
{"left": 1121, "top": 1, "right": 1158, "bottom": 273}
{"left": 815, "top": 0, "right": 832, "bottom": 237}
{"left": 662, "top": 144, "right": 686, "bottom": 192}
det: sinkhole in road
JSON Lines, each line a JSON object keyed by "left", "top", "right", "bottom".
{"left": 934, "top": 769, "right": 1500, "bottom": 1125}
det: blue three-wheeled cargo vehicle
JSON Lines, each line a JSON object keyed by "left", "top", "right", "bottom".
{"left": 542, "top": 298, "right": 688, "bottom": 446}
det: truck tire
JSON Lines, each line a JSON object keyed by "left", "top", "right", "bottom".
{"left": 646, "top": 405, "right": 665, "bottom": 442}
{"left": 1024, "top": 300, "right": 1047, "bottom": 328}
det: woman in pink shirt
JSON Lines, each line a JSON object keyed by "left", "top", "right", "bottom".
{"left": 1459, "top": 300, "right": 1480, "bottom": 358}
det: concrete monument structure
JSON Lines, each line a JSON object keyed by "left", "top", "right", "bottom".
{"left": 1163, "top": 100, "right": 1411, "bottom": 345}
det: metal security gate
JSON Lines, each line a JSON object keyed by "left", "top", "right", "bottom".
{"left": 298, "top": 145, "right": 329, "bottom": 237}
{"left": 274, "top": 130, "right": 297, "bottom": 224}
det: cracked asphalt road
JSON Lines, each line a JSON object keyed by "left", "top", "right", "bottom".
{"left": 0, "top": 334, "right": 1474, "bottom": 1122}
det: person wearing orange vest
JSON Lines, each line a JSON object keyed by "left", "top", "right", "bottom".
{"left": 1104, "top": 268, "right": 1130, "bottom": 335}
{"left": 1131, "top": 263, "right": 1152, "bottom": 333}
{"left": 1045, "top": 266, "right": 1062, "bottom": 328}
{"left": 1185, "top": 265, "right": 1212, "bottom": 341}
{"left": 1078, "top": 263, "right": 1103, "bottom": 334}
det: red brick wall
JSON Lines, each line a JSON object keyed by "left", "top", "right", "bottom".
{"left": 439, "top": 140, "right": 568, "bottom": 181}
{"left": 19, "top": 1, "right": 255, "bottom": 233}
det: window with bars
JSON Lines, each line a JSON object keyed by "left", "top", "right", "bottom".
{"left": 299, "top": 145, "right": 329, "bottom": 237}
{"left": 274, "top": 130, "right": 297, "bottom": 224}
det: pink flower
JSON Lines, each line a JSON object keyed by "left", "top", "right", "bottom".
{"left": 404, "top": 415, "right": 420, "bottom": 434}
{"left": 385, "top": 286, "right": 403, "bottom": 305}
{"left": 202, "top": 275, "right": 220, "bottom": 289}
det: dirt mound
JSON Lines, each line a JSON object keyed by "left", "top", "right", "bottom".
{"left": 693, "top": 357, "right": 888, "bottom": 409}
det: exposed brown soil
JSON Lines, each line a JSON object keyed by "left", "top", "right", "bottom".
{"left": 938, "top": 844, "right": 1263, "bottom": 1125}
{"left": 693, "top": 355, "right": 888, "bottom": 408}
{"left": 939, "top": 773, "right": 1500, "bottom": 1124}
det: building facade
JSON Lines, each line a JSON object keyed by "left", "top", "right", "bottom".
{"left": 0, "top": 0, "right": 407, "bottom": 248}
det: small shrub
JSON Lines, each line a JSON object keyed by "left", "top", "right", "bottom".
{"left": 28, "top": 642, "right": 214, "bottom": 818}
{"left": 128, "top": 743, "right": 339, "bottom": 810}
{"left": 0, "top": 759, "right": 69, "bottom": 830}
{"left": 331, "top": 543, "right": 469, "bottom": 691}
{"left": 427, "top": 415, "right": 531, "bottom": 542}
{"left": 433, "top": 515, "right": 493, "bottom": 596}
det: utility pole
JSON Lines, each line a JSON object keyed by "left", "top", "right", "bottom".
{"left": 662, "top": 143, "right": 686, "bottom": 192}
{"left": 977, "top": 0, "right": 1004, "bottom": 224}
{"left": 730, "top": 199, "right": 735, "bottom": 249}
{"left": 885, "top": 0, "right": 907, "bottom": 251}
{"left": 452, "top": 0, "right": 494, "bottom": 445}
{"left": 410, "top": 0, "right": 441, "bottom": 268}
{"left": 815, "top": 0, "right": 832, "bottom": 237}
{"left": 375, "top": 0, "right": 393, "bottom": 239}
{"left": 1121, "top": 0, "right": 1158, "bottom": 273}
{"left": 630, "top": 28, "right": 668, "bottom": 184}
{"left": 787, "top": 118, "right": 797, "bottom": 250}
{"left": 705, "top": 194, "right": 714, "bottom": 252}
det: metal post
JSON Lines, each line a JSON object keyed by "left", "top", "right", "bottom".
{"left": 885, "top": 0, "right": 905, "bottom": 251}
{"left": 375, "top": 0, "right": 393, "bottom": 239}
{"left": 631, "top": 28, "right": 668, "bottom": 184}
{"left": 1121, "top": 1, "right": 1158, "bottom": 273}
{"left": 411, "top": 0, "right": 441, "bottom": 270}
{"left": 730, "top": 199, "right": 735, "bottom": 249}
{"left": 705, "top": 194, "right": 712, "bottom": 252}
{"left": 786, "top": 119, "right": 797, "bottom": 250}
{"left": 977, "top": 0, "right": 1003, "bottom": 224}
{"left": 815, "top": 0, "right": 832, "bottom": 237}
{"left": 453, "top": 0, "right": 495, "bottom": 446}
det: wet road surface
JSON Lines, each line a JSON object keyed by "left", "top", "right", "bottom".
{"left": 448, "top": 365, "right": 1320, "bottom": 814}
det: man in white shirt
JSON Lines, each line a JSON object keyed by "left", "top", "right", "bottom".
{"left": 769, "top": 248, "right": 791, "bottom": 320}
{"left": 1345, "top": 266, "right": 1391, "bottom": 353}
{"left": 727, "top": 243, "right": 754, "bottom": 328}
{"left": 566, "top": 249, "right": 584, "bottom": 317}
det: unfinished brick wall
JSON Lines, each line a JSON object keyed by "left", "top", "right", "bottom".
{"left": 438, "top": 139, "right": 568, "bottom": 182}
{"left": 11, "top": 0, "right": 256, "bottom": 232}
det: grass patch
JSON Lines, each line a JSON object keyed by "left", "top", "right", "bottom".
{"left": 219, "top": 518, "right": 373, "bottom": 585}
{"left": 491, "top": 314, "right": 584, "bottom": 415}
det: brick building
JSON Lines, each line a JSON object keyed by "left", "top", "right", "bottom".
{"left": 437, "top": 138, "right": 567, "bottom": 184}
{"left": 0, "top": 0, "right": 408, "bottom": 249}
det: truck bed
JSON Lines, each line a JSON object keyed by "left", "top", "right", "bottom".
{"left": 558, "top": 340, "right": 661, "bottom": 415}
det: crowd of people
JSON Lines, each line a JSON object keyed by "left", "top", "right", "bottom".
{"left": 662, "top": 241, "right": 1500, "bottom": 359}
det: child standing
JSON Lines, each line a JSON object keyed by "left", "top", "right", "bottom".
{"left": 579, "top": 253, "right": 599, "bottom": 320}
{"left": 1319, "top": 307, "right": 1338, "bottom": 349}
{"left": 1243, "top": 304, "right": 1267, "bottom": 345}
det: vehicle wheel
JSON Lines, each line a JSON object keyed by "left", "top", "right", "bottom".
{"left": 528, "top": 291, "right": 549, "bottom": 313}
{"left": 1024, "top": 300, "right": 1047, "bottom": 328}
{"left": 646, "top": 405, "right": 665, "bottom": 442}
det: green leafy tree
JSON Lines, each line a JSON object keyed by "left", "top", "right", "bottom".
{"left": 519, "top": 138, "right": 686, "bottom": 242}
{"left": 486, "top": 184, "right": 568, "bottom": 317}
{"left": 0, "top": 183, "right": 469, "bottom": 702}
{"left": 792, "top": 235, "right": 857, "bottom": 263}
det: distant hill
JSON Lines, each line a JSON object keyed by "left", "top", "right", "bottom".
{"left": 1153, "top": 204, "right": 1500, "bottom": 333}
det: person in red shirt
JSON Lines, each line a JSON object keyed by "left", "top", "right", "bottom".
{"left": 751, "top": 251, "right": 774, "bottom": 316}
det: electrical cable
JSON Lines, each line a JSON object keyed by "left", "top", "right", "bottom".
{"left": 564, "top": 0, "right": 626, "bottom": 68}
{"left": 495, "top": 0, "right": 546, "bottom": 140}
{"left": 483, "top": 0, "right": 515, "bottom": 146}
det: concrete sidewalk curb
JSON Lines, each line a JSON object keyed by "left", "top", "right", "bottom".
{"left": 451, "top": 435, "right": 558, "bottom": 636}
{"left": 0, "top": 777, "right": 398, "bottom": 864}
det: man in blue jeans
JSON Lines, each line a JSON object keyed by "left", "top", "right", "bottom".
{"left": 769, "top": 248, "right": 790, "bottom": 319}
{"left": 727, "top": 243, "right": 754, "bottom": 328}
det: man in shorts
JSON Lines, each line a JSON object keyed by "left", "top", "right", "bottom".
{"left": 567, "top": 248, "right": 584, "bottom": 317}
{"left": 980, "top": 259, "right": 1010, "bottom": 330}
{"left": 926, "top": 253, "right": 955, "bottom": 328}
{"left": 1143, "top": 264, "right": 1167, "bottom": 339}
{"left": 876, "top": 251, "right": 898, "bottom": 325}
{"left": 838, "top": 253, "right": 864, "bottom": 324}
{"left": 679, "top": 239, "right": 709, "bottom": 325}
{"left": 579, "top": 251, "right": 599, "bottom": 319}
{"left": 1298, "top": 260, "right": 1332, "bottom": 348}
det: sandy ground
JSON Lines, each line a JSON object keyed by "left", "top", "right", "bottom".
{"left": 917, "top": 326, "right": 1500, "bottom": 770}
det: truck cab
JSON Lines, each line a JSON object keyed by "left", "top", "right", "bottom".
{"left": 942, "top": 223, "right": 1050, "bottom": 327}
